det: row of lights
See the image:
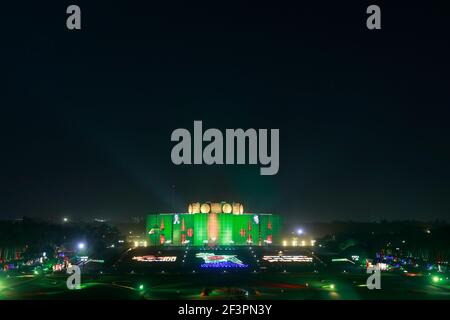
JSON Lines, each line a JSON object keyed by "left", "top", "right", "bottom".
{"left": 282, "top": 239, "right": 316, "bottom": 247}
{"left": 134, "top": 241, "right": 148, "bottom": 247}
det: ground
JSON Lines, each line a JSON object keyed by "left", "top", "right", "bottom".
{"left": 1, "top": 272, "right": 449, "bottom": 300}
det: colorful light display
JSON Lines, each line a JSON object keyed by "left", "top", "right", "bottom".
{"left": 147, "top": 202, "right": 281, "bottom": 246}
{"left": 262, "top": 255, "right": 313, "bottom": 263}
{"left": 196, "top": 253, "right": 248, "bottom": 268}
{"left": 200, "top": 261, "right": 248, "bottom": 268}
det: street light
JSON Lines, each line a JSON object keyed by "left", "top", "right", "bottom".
{"left": 77, "top": 242, "right": 86, "bottom": 250}
{"left": 297, "top": 228, "right": 304, "bottom": 235}
{"left": 63, "top": 217, "right": 68, "bottom": 223}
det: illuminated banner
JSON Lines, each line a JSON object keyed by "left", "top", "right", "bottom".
{"left": 332, "top": 258, "right": 355, "bottom": 264}
{"left": 132, "top": 255, "right": 177, "bottom": 262}
{"left": 196, "top": 253, "right": 248, "bottom": 268}
{"left": 262, "top": 255, "right": 313, "bottom": 263}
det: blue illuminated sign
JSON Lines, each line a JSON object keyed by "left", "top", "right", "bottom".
{"left": 200, "top": 261, "right": 248, "bottom": 268}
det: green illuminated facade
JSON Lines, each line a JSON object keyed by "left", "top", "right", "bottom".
{"left": 146, "top": 210, "right": 281, "bottom": 246}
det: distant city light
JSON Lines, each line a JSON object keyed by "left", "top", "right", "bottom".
{"left": 63, "top": 217, "right": 68, "bottom": 222}
{"left": 138, "top": 284, "right": 144, "bottom": 290}
{"left": 297, "top": 229, "right": 304, "bottom": 235}
{"left": 77, "top": 242, "right": 86, "bottom": 250}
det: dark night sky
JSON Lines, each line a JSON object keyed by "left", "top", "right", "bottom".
{"left": 1, "top": 1, "right": 450, "bottom": 222}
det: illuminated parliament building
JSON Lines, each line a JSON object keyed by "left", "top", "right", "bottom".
{"left": 147, "top": 202, "right": 281, "bottom": 246}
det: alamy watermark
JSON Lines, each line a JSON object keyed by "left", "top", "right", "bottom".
{"left": 366, "top": 266, "right": 381, "bottom": 290}
{"left": 66, "top": 265, "right": 81, "bottom": 290}
{"left": 170, "top": 121, "right": 280, "bottom": 175}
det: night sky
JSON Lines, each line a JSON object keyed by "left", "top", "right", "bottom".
{"left": 1, "top": 1, "right": 449, "bottom": 222}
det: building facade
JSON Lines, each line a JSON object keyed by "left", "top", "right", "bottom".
{"left": 146, "top": 202, "right": 281, "bottom": 246}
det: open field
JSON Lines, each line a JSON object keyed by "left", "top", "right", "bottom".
{"left": 1, "top": 272, "right": 449, "bottom": 300}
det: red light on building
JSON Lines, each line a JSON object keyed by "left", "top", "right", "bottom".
{"left": 208, "top": 213, "right": 218, "bottom": 242}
